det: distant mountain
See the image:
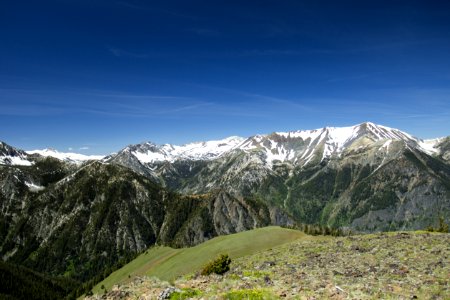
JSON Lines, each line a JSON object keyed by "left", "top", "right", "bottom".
{"left": 119, "top": 136, "right": 245, "bottom": 163}
{"left": 109, "top": 122, "right": 440, "bottom": 169}
{"left": 27, "top": 148, "right": 104, "bottom": 164}
{"left": 0, "top": 141, "right": 33, "bottom": 166}
{"left": 106, "top": 122, "right": 450, "bottom": 231}
{"left": 0, "top": 122, "right": 449, "bottom": 297}
{"left": 0, "top": 150, "right": 287, "bottom": 290}
{"left": 0, "top": 142, "right": 103, "bottom": 166}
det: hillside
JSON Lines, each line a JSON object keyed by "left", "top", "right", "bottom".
{"left": 0, "top": 261, "right": 78, "bottom": 300}
{"left": 87, "top": 230, "right": 450, "bottom": 299}
{"left": 91, "top": 226, "right": 307, "bottom": 294}
{"left": 0, "top": 156, "right": 289, "bottom": 297}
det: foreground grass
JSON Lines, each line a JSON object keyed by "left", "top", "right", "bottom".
{"left": 89, "top": 231, "right": 449, "bottom": 299}
{"left": 92, "top": 226, "right": 307, "bottom": 294}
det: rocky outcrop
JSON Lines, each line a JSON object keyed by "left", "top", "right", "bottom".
{"left": 162, "top": 191, "right": 290, "bottom": 247}
{"left": 113, "top": 138, "right": 450, "bottom": 232}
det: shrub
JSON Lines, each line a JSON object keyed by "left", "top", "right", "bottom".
{"left": 426, "top": 216, "right": 449, "bottom": 233}
{"left": 224, "top": 289, "right": 273, "bottom": 300}
{"left": 438, "top": 216, "right": 449, "bottom": 233}
{"left": 169, "top": 288, "right": 201, "bottom": 300}
{"left": 201, "top": 254, "right": 231, "bottom": 275}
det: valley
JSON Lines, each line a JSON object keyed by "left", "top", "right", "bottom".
{"left": 0, "top": 122, "right": 449, "bottom": 299}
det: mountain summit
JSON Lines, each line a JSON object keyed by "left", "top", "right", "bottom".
{"left": 102, "top": 122, "right": 449, "bottom": 233}
{"left": 0, "top": 122, "right": 443, "bottom": 168}
{"left": 108, "top": 122, "right": 441, "bottom": 170}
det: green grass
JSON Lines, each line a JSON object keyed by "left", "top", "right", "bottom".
{"left": 92, "top": 226, "right": 307, "bottom": 294}
{"left": 223, "top": 289, "right": 276, "bottom": 299}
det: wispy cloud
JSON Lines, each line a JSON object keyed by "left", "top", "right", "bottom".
{"left": 186, "top": 83, "right": 316, "bottom": 112}
{"left": 263, "top": 24, "right": 304, "bottom": 38}
{"left": 114, "top": 1, "right": 196, "bottom": 19}
{"left": 107, "top": 47, "right": 149, "bottom": 58}
{"left": 0, "top": 104, "right": 67, "bottom": 116}
{"left": 326, "top": 72, "right": 385, "bottom": 83}
{"left": 79, "top": 146, "right": 89, "bottom": 150}
{"left": 75, "top": 89, "right": 188, "bottom": 100}
{"left": 186, "top": 28, "right": 220, "bottom": 37}
{"left": 386, "top": 112, "right": 450, "bottom": 119}
{"left": 74, "top": 101, "right": 214, "bottom": 118}
{"left": 237, "top": 39, "right": 447, "bottom": 58}
{"left": 156, "top": 102, "right": 214, "bottom": 114}
{"left": 0, "top": 88, "right": 203, "bottom": 117}
{"left": 240, "top": 49, "right": 307, "bottom": 56}
{"left": 115, "top": 0, "right": 141, "bottom": 9}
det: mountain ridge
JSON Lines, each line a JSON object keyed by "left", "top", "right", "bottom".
{"left": 102, "top": 122, "right": 449, "bottom": 232}
{"left": 1, "top": 122, "right": 445, "bottom": 167}
{"left": 26, "top": 149, "right": 104, "bottom": 164}
{"left": 108, "top": 122, "right": 443, "bottom": 169}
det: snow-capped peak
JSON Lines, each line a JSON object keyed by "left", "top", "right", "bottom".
{"left": 26, "top": 149, "right": 104, "bottom": 164}
{"left": 234, "top": 122, "right": 422, "bottom": 167}
{"left": 128, "top": 136, "right": 246, "bottom": 163}
{"left": 0, "top": 141, "right": 33, "bottom": 166}
{"left": 112, "top": 122, "right": 443, "bottom": 168}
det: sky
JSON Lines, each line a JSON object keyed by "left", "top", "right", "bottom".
{"left": 1, "top": 0, "right": 449, "bottom": 154}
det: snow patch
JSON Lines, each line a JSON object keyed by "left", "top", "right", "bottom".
{"left": 27, "top": 149, "right": 104, "bottom": 164}
{"left": 119, "top": 122, "right": 437, "bottom": 170}
{"left": 25, "top": 181, "right": 45, "bottom": 192}
{"left": 133, "top": 150, "right": 167, "bottom": 163}
{"left": 380, "top": 140, "right": 392, "bottom": 151}
{"left": 132, "top": 136, "right": 245, "bottom": 163}
{"left": 418, "top": 138, "right": 441, "bottom": 155}
{"left": 0, "top": 156, "right": 33, "bottom": 166}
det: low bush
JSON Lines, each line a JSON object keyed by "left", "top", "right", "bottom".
{"left": 169, "top": 288, "right": 201, "bottom": 299}
{"left": 426, "top": 216, "right": 449, "bottom": 233}
{"left": 224, "top": 289, "right": 273, "bottom": 300}
{"left": 200, "top": 254, "right": 231, "bottom": 276}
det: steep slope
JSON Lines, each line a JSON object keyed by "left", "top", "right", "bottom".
{"left": 0, "top": 141, "right": 33, "bottom": 166}
{"left": 105, "top": 122, "right": 450, "bottom": 231}
{"left": 0, "top": 158, "right": 287, "bottom": 287}
{"left": 0, "top": 261, "right": 78, "bottom": 300}
{"left": 433, "top": 136, "right": 450, "bottom": 162}
{"left": 153, "top": 139, "right": 450, "bottom": 231}
{"left": 287, "top": 142, "right": 450, "bottom": 230}
{"left": 92, "top": 226, "right": 306, "bottom": 293}
{"left": 0, "top": 141, "right": 103, "bottom": 166}
{"left": 105, "top": 136, "right": 245, "bottom": 185}
{"left": 91, "top": 231, "right": 450, "bottom": 299}
{"left": 109, "top": 122, "right": 422, "bottom": 170}
{"left": 113, "top": 136, "right": 245, "bottom": 164}
{"left": 236, "top": 121, "right": 418, "bottom": 167}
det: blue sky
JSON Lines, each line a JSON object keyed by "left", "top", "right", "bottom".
{"left": 1, "top": 0, "right": 449, "bottom": 154}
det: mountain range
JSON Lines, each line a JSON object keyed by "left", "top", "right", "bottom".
{"left": 1, "top": 122, "right": 449, "bottom": 295}
{"left": 106, "top": 122, "right": 449, "bottom": 229}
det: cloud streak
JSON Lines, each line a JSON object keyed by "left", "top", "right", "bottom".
{"left": 186, "top": 28, "right": 220, "bottom": 37}
{"left": 114, "top": 1, "right": 197, "bottom": 19}
{"left": 108, "top": 47, "right": 149, "bottom": 58}
{"left": 0, "top": 88, "right": 206, "bottom": 117}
